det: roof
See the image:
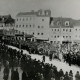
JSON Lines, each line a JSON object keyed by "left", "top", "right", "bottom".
{"left": 16, "top": 9, "right": 51, "bottom": 17}
{"left": 0, "top": 15, "right": 15, "bottom": 24}
{"left": 50, "top": 17, "right": 73, "bottom": 28}
{"left": 17, "top": 12, "right": 37, "bottom": 17}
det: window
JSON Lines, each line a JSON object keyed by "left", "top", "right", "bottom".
{"left": 23, "top": 18, "right": 24, "bottom": 21}
{"left": 20, "top": 18, "right": 21, "bottom": 21}
{"left": 57, "top": 21, "right": 60, "bottom": 26}
{"left": 16, "top": 25, "right": 18, "bottom": 27}
{"left": 76, "top": 29, "right": 77, "bottom": 31}
{"left": 17, "top": 19, "right": 18, "bottom": 21}
{"left": 70, "top": 36, "right": 71, "bottom": 38}
{"left": 63, "top": 29, "right": 65, "bottom": 31}
{"left": 66, "top": 36, "right": 68, "bottom": 38}
{"left": 38, "top": 33, "right": 40, "bottom": 35}
{"left": 66, "top": 29, "right": 68, "bottom": 32}
{"left": 45, "top": 11, "right": 49, "bottom": 15}
{"left": 42, "top": 19, "right": 44, "bottom": 21}
{"left": 58, "top": 29, "right": 59, "bottom": 31}
{"left": 55, "top": 29, "right": 56, "bottom": 31}
{"left": 52, "top": 29, "right": 53, "bottom": 31}
{"left": 30, "top": 25, "right": 31, "bottom": 27}
{"left": 54, "top": 36, "right": 56, "bottom": 38}
{"left": 41, "top": 33, "right": 43, "bottom": 35}
{"left": 54, "top": 41, "right": 56, "bottom": 43}
{"left": 38, "top": 26, "right": 40, "bottom": 28}
{"left": 33, "top": 32, "right": 34, "bottom": 35}
{"left": 26, "top": 25, "right": 28, "bottom": 27}
{"left": 65, "top": 21, "right": 69, "bottom": 26}
{"left": 19, "top": 25, "right": 21, "bottom": 27}
{"left": 57, "top": 36, "right": 59, "bottom": 38}
{"left": 57, "top": 41, "right": 60, "bottom": 43}
{"left": 23, "top": 25, "right": 24, "bottom": 27}
{"left": 63, "top": 36, "right": 65, "bottom": 38}
{"left": 70, "top": 29, "right": 71, "bottom": 32}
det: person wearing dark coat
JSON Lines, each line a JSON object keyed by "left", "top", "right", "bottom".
{"left": 14, "top": 69, "right": 19, "bottom": 80}
{"left": 43, "top": 55, "right": 45, "bottom": 62}
{"left": 75, "top": 71, "right": 80, "bottom": 80}
{"left": 69, "top": 70, "right": 73, "bottom": 80}
{"left": 59, "top": 69, "right": 64, "bottom": 80}
{"left": 11, "top": 68, "right": 15, "bottom": 80}
{"left": 64, "top": 72, "right": 70, "bottom": 80}
{"left": 22, "top": 71, "right": 27, "bottom": 80}
{"left": 3, "top": 66, "right": 9, "bottom": 80}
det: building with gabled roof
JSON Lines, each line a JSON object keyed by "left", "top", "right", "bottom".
{"left": 15, "top": 9, "right": 51, "bottom": 41}
{"left": 49, "top": 17, "right": 74, "bottom": 44}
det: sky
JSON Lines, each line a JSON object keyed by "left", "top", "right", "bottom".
{"left": 0, "top": 0, "right": 80, "bottom": 19}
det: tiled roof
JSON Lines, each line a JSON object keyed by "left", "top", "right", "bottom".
{"left": 50, "top": 17, "right": 73, "bottom": 28}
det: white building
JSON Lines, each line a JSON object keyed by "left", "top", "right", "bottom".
{"left": 49, "top": 17, "right": 74, "bottom": 44}
{"left": 73, "top": 20, "right": 80, "bottom": 44}
{"left": 15, "top": 9, "right": 51, "bottom": 41}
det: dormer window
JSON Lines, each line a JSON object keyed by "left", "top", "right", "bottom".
{"left": 51, "top": 21, "right": 54, "bottom": 26}
{"left": 57, "top": 21, "right": 61, "bottom": 26}
{"left": 45, "top": 11, "right": 49, "bottom": 16}
{"left": 65, "top": 21, "right": 69, "bottom": 26}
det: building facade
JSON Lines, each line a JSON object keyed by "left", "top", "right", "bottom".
{"left": 49, "top": 17, "right": 74, "bottom": 44}
{"left": 15, "top": 9, "right": 51, "bottom": 41}
{"left": 15, "top": 9, "right": 80, "bottom": 44}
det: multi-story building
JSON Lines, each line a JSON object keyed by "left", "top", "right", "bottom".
{"left": 0, "top": 15, "right": 15, "bottom": 30}
{"left": 15, "top": 9, "right": 51, "bottom": 41}
{"left": 49, "top": 17, "right": 74, "bottom": 44}
{"left": 73, "top": 20, "right": 80, "bottom": 44}
{"left": 14, "top": 9, "right": 80, "bottom": 44}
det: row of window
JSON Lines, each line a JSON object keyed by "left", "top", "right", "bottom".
{"left": 52, "top": 29, "right": 71, "bottom": 32}
{"left": 51, "top": 36, "right": 71, "bottom": 38}
{"left": 75, "top": 29, "right": 80, "bottom": 31}
{"left": 52, "top": 21, "right": 70, "bottom": 26}
{"left": 37, "top": 33, "right": 44, "bottom": 35}
{"left": 17, "top": 18, "right": 32, "bottom": 21}
{"left": 31, "top": 32, "right": 44, "bottom": 35}
{"left": 16, "top": 18, "right": 44, "bottom": 21}
{"left": 16, "top": 25, "right": 44, "bottom": 28}
{"left": 16, "top": 24, "right": 35, "bottom": 28}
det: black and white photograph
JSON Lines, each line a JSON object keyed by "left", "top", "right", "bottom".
{"left": 0, "top": 0, "right": 80, "bottom": 80}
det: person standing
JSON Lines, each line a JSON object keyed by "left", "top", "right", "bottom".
{"left": 3, "top": 66, "right": 9, "bottom": 80}
{"left": 42, "top": 55, "right": 45, "bottom": 62}
{"left": 75, "top": 71, "right": 80, "bottom": 80}
{"left": 22, "top": 71, "right": 28, "bottom": 80}
{"left": 69, "top": 70, "right": 73, "bottom": 80}
{"left": 14, "top": 69, "right": 19, "bottom": 80}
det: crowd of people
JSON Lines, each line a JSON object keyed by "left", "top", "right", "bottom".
{"left": 0, "top": 39, "right": 80, "bottom": 80}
